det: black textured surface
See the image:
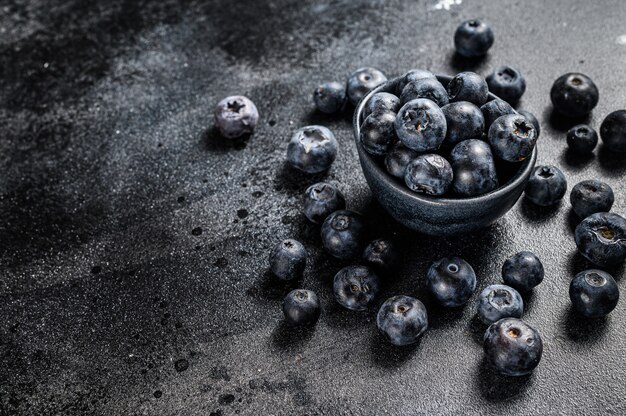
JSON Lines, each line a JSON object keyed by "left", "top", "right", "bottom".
{"left": 2, "top": 0, "right": 626, "bottom": 415}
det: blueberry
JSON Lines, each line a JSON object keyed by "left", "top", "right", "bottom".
{"left": 570, "top": 180, "right": 614, "bottom": 219}
{"left": 518, "top": 110, "right": 540, "bottom": 137}
{"left": 477, "top": 285, "right": 524, "bottom": 325}
{"left": 313, "top": 82, "right": 346, "bottom": 114}
{"left": 346, "top": 67, "right": 387, "bottom": 106}
{"left": 321, "top": 210, "right": 366, "bottom": 260}
{"left": 449, "top": 139, "right": 499, "bottom": 197}
{"left": 566, "top": 124, "right": 598, "bottom": 154}
{"left": 363, "top": 92, "right": 400, "bottom": 119}
{"left": 454, "top": 19, "right": 495, "bottom": 58}
{"left": 488, "top": 114, "right": 537, "bottom": 162}
{"left": 396, "top": 69, "right": 437, "bottom": 95}
{"left": 400, "top": 78, "right": 449, "bottom": 107}
{"left": 569, "top": 270, "right": 619, "bottom": 318}
{"left": 524, "top": 165, "right": 567, "bottom": 206}
{"left": 384, "top": 143, "right": 419, "bottom": 178}
{"left": 376, "top": 295, "right": 428, "bottom": 346}
{"left": 333, "top": 265, "right": 381, "bottom": 311}
{"left": 486, "top": 66, "right": 526, "bottom": 104}
{"left": 483, "top": 318, "right": 542, "bottom": 376}
{"left": 269, "top": 239, "right": 307, "bottom": 280}
{"left": 286, "top": 125, "right": 338, "bottom": 174}
{"left": 282, "top": 289, "right": 321, "bottom": 326}
{"left": 362, "top": 239, "right": 399, "bottom": 274}
{"left": 575, "top": 212, "right": 626, "bottom": 267}
{"left": 360, "top": 110, "right": 397, "bottom": 156}
{"left": 502, "top": 251, "right": 544, "bottom": 293}
{"left": 600, "top": 110, "right": 626, "bottom": 152}
{"left": 404, "top": 154, "right": 453, "bottom": 196}
{"left": 395, "top": 98, "right": 447, "bottom": 152}
{"left": 303, "top": 182, "right": 346, "bottom": 224}
{"left": 441, "top": 101, "right": 485, "bottom": 146}
{"left": 480, "top": 99, "right": 516, "bottom": 131}
{"left": 447, "top": 71, "right": 489, "bottom": 106}
{"left": 426, "top": 257, "right": 476, "bottom": 307}
{"left": 550, "top": 73, "right": 599, "bottom": 118}
{"left": 214, "top": 95, "right": 259, "bottom": 139}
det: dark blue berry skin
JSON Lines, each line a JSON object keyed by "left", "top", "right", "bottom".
{"left": 550, "top": 73, "right": 599, "bottom": 118}
{"left": 488, "top": 114, "right": 537, "bottom": 162}
{"left": 570, "top": 180, "right": 614, "bottom": 219}
{"left": 575, "top": 212, "right": 626, "bottom": 267}
{"left": 313, "top": 82, "right": 346, "bottom": 114}
{"left": 404, "top": 154, "right": 453, "bottom": 196}
{"left": 441, "top": 101, "right": 485, "bottom": 146}
{"left": 363, "top": 92, "right": 400, "bottom": 119}
{"left": 377, "top": 296, "right": 428, "bottom": 346}
{"left": 384, "top": 143, "right": 419, "bottom": 178}
{"left": 481, "top": 99, "right": 516, "bottom": 131}
{"left": 486, "top": 66, "right": 526, "bottom": 104}
{"left": 360, "top": 111, "right": 397, "bottom": 156}
{"left": 600, "top": 110, "right": 626, "bottom": 152}
{"left": 400, "top": 78, "right": 449, "bottom": 107}
{"left": 333, "top": 265, "right": 381, "bottom": 311}
{"left": 395, "top": 98, "right": 447, "bottom": 152}
{"left": 426, "top": 257, "right": 476, "bottom": 307}
{"left": 214, "top": 95, "right": 259, "bottom": 139}
{"left": 321, "top": 210, "right": 366, "bottom": 260}
{"left": 269, "top": 239, "right": 307, "bottom": 280}
{"left": 347, "top": 67, "right": 387, "bottom": 106}
{"left": 283, "top": 289, "right": 321, "bottom": 326}
{"left": 396, "top": 69, "right": 436, "bottom": 95}
{"left": 287, "top": 125, "right": 337, "bottom": 174}
{"left": 566, "top": 124, "right": 598, "bottom": 154}
{"left": 518, "top": 110, "right": 540, "bottom": 137}
{"left": 450, "top": 139, "right": 499, "bottom": 197}
{"left": 303, "top": 182, "right": 346, "bottom": 224}
{"left": 502, "top": 251, "right": 544, "bottom": 293}
{"left": 477, "top": 285, "right": 523, "bottom": 325}
{"left": 524, "top": 165, "right": 567, "bottom": 206}
{"left": 362, "top": 239, "right": 399, "bottom": 274}
{"left": 454, "top": 20, "right": 495, "bottom": 58}
{"left": 569, "top": 270, "right": 619, "bottom": 318}
{"left": 484, "top": 318, "right": 542, "bottom": 376}
{"left": 447, "top": 71, "right": 489, "bottom": 106}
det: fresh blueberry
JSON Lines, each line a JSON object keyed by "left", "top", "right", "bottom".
{"left": 384, "top": 143, "right": 419, "bottom": 178}
{"left": 570, "top": 180, "right": 614, "bottom": 219}
{"left": 454, "top": 19, "right": 495, "bottom": 58}
{"left": 566, "top": 124, "right": 598, "bottom": 154}
{"left": 286, "top": 125, "right": 338, "bottom": 174}
{"left": 404, "top": 154, "right": 453, "bottom": 196}
{"left": 396, "top": 69, "right": 437, "bottom": 95}
{"left": 477, "top": 285, "right": 524, "bottom": 325}
{"left": 303, "top": 182, "right": 346, "bottom": 224}
{"left": 313, "top": 82, "right": 346, "bottom": 114}
{"left": 269, "top": 239, "right": 307, "bottom": 280}
{"left": 395, "top": 98, "right": 447, "bottom": 152}
{"left": 569, "top": 270, "right": 619, "bottom": 318}
{"left": 524, "top": 165, "right": 567, "bottom": 206}
{"left": 400, "top": 78, "right": 449, "bottom": 107}
{"left": 575, "top": 212, "right": 626, "bottom": 267}
{"left": 346, "top": 67, "right": 387, "bottom": 106}
{"left": 360, "top": 110, "right": 397, "bottom": 156}
{"left": 333, "top": 265, "right": 381, "bottom": 311}
{"left": 502, "top": 251, "right": 544, "bottom": 293}
{"left": 518, "top": 110, "right": 540, "bottom": 137}
{"left": 488, "top": 114, "right": 537, "bottom": 162}
{"left": 321, "top": 210, "right": 367, "bottom": 260}
{"left": 282, "top": 289, "right": 321, "bottom": 326}
{"left": 480, "top": 99, "right": 516, "bottom": 131}
{"left": 483, "top": 318, "right": 542, "bottom": 376}
{"left": 600, "top": 110, "right": 626, "bottom": 152}
{"left": 426, "top": 257, "right": 476, "bottom": 307}
{"left": 550, "top": 73, "right": 599, "bottom": 118}
{"left": 447, "top": 71, "right": 489, "bottom": 106}
{"left": 214, "top": 95, "right": 259, "bottom": 139}
{"left": 441, "top": 101, "right": 485, "bottom": 146}
{"left": 449, "top": 139, "right": 499, "bottom": 197}
{"left": 362, "top": 239, "right": 399, "bottom": 274}
{"left": 486, "top": 66, "right": 526, "bottom": 104}
{"left": 377, "top": 295, "right": 428, "bottom": 346}
{"left": 363, "top": 92, "right": 400, "bottom": 118}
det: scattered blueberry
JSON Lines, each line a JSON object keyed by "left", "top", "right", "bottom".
{"left": 518, "top": 110, "right": 540, "bottom": 137}
{"left": 362, "top": 239, "right": 399, "bottom": 274}
{"left": 395, "top": 98, "right": 447, "bottom": 152}
{"left": 569, "top": 270, "right": 619, "bottom": 318}
{"left": 524, "top": 165, "right": 567, "bottom": 206}
{"left": 214, "top": 95, "right": 259, "bottom": 139}
{"left": 550, "top": 73, "right": 599, "bottom": 118}
{"left": 313, "top": 82, "right": 347, "bottom": 114}
{"left": 400, "top": 78, "right": 449, "bottom": 107}
{"left": 441, "top": 101, "right": 485, "bottom": 146}
{"left": 570, "top": 180, "right": 614, "bottom": 219}
{"left": 286, "top": 125, "right": 338, "bottom": 174}
{"left": 477, "top": 284, "right": 524, "bottom": 325}
{"left": 426, "top": 257, "right": 476, "bottom": 307}
{"left": 347, "top": 67, "right": 387, "bottom": 106}
{"left": 396, "top": 69, "right": 436, "bottom": 95}
{"left": 488, "top": 114, "right": 537, "bottom": 162}
{"left": 303, "top": 182, "right": 346, "bottom": 224}
{"left": 450, "top": 139, "right": 499, "bottom": 197}
{"left": 377, "top": 295, "right": 428, "bottom": 346}
{"left": 486, "top": 66, "right": 526, "bottom": 104}
{"left": 502, "top": 251, "right": 544, "bottom": 293}
{"left": 454, "top": 19, "right": 495, "bottom": 58}
{"left": 282, "top": 289, "right": 321, "bottom": 325}
{"left": 384, "top": 143, "right": 419, "bottom": 178}
{"left": 600, "top": 110, "right": 626, "bottom": 152}
{"left": 321, "top": 210, "right": 367, "bottom": 260}
{"left": 360, "top": 110, "right": 397, "bottom": 156}
{"left": 575, "top": 212, "right": 626, "bottom": 267}
{"left": 566, "top": 124, "right": 598, "bottom": 154}
{"left": 480, "top": 99, "right": 516, "bottom": 131}
{"left": 269, "top": 239, "right": 307, "bottom": 280}
{"left": 363, "top": 92, "right": 401, "bottom": 118}
{"left": 404, "top": 154, "right": 453, "bottom": 196}
{"left": 483, "top": 318, "right": 543, "bottom": 376}
{"left": 333, "top": 265, "right": 381, "bottom": 311}
{"left": 446, "top": 71, "right": 489, "bottom": 106}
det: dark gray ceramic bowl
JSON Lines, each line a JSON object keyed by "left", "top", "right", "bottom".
{"left": 353, "top": 74, "right": 537, "bottom": 236}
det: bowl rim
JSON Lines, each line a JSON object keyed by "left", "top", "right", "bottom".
{"left": 353, "top": 74, "right": 538, "bottom": 207}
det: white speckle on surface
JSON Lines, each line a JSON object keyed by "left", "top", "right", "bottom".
{"left": 433, "top": 0, "right": 462, "bottom": 10}
{"left": 617, "top": 35, "right": 626, "bottom": 45}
